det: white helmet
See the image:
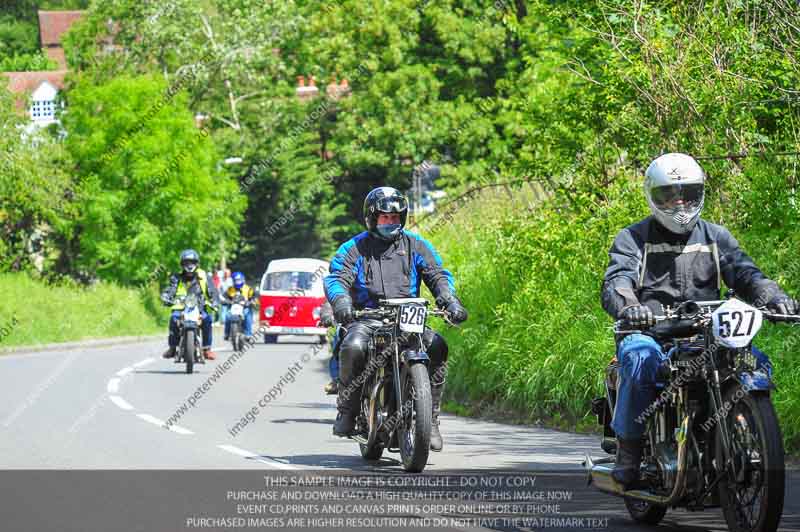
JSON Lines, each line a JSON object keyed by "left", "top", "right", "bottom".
{"left": 644, "top": 153, "right": 705, "bottom": 234}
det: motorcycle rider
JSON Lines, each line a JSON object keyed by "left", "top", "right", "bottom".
{"left": 601, "top": 152, "right": 798, "bottom": 488}
{"left": 324, "top": 186, "right": 468, "bottom": 451}
{"left": 221, "top": 271, "right": 256, "bottom": 340}
{"left": 160, "top": 249, "right": 219, "bottom": 361}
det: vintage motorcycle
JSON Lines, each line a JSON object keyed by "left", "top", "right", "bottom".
{"left": 586, "top": 297, "right": 799, "bottom": 532}
{"left": 347, "top": 298, "right": 451, "bottom": 473}
{"left": 174, "top": 293, "right": 206, "bottom": 374}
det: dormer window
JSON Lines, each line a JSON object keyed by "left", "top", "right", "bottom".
{"left": 28, "top": 80, "right": 59, "bottom": 125}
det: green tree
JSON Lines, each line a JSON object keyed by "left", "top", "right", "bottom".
{"left": 0, "top": 15, "right": 40, "bottom": 59}
{"left": 0, "top": 87, "right": 76, "bottom": 274}
{"left": 62, "top": 74, "right": 246, "bottom": 283}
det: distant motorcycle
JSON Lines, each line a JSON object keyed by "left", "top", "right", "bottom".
{"left": 586, "top": 297, "right": 799, "bottom": 532}
{"left": 174, "top": 293, "right": 206, "bottom": 374}
{"left": 227, "top": 294, "right": 251, "bottom": 352}
{"left": 348, "top": 298, "right": 451, "bottom": 473}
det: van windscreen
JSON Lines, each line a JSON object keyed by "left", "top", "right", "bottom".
{"left": 263, "top": 271, "right": 316, "bottom": 292}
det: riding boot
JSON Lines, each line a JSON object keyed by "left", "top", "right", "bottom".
{"left": 202, "top": 346, "right": 216, "bottom": 360}
{"left": 162, "top": 346, "right": 176, "bottom": 359}
{"left": 333, "top": 382, "right": 359, "bottom": 437}
{"left": 324, "top": 380, "right": 338, "bottom": 395}
{"left": 612, "top": 437, "right": 643, "bottom": 489}
{"left": 430, "top": 382, "right": 444, "bottom": 451}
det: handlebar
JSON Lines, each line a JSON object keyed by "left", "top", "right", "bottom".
{"left": 615, "top": 302, "right": 800, "bottom": 337}
{"left": 162, "top": 294, "right": 219, "bottom": 312}
{"left": 352, "top": 305, "right": 454, "bottom": 324}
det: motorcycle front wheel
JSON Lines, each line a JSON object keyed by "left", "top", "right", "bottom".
{"left": 398, "top": 363, "right": 431, "bottom": 473}
{"left": 184, "top": 330, "right": 195, "bottom": 374}
{"left": 231, "top": 322, "right": 241, "bottom": 352}
{"left": 716, "top": 386, "right": 784, "bottom": 532}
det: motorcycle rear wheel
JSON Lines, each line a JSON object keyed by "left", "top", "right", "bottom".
{"left": 716, "top": 387, "right": 784, "bottom": 532}
{"left": 398, "top": 363, "right": 431, "bottom": 473}
{"left": 359, "top": 394, "right": 384, "bottom": 461}
{"left": 184, "top": 330, "right": 195, "bottom": 374}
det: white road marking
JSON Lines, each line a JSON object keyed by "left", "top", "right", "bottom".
{"left": 110, "top": 395, "right": 134, "bottom": 411}
{"left": 135, "top": 413, "right": 192, "bottom": 434}
{"left": 107, "top": 378, "right": 120, "bottom": 393}
{"left": 137, "top": 413, "right": 166, "bottom": 426}
{"left": 133, "top": 357, "right": 155, "bottom": 368}
{"left": 116, "top": 366, "right": 134, "bottom": 377}
{"left": 217, "top": 444, "right": 295, "bottom": 470}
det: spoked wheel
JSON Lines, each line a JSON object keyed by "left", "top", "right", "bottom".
{"left": 716, "top": 387, "right": 785, "bottom": 532}
{"left": 398, "top": 363, "right": 431, "bottom": 473}
{"left": 359, "top": 393, "right": 384, "bottom": 460}
{"left": 624, "top": 498, "right": 667, "bottom": 525}
{"left": 184, "top": 330, "right": 195, "bottom": 374}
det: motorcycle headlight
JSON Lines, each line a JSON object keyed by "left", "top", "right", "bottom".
{"left": 312, "top": 306, "right": 321, "bottom": 320}
{"left": 264, "top": 306, "right": 275, "bottom": 318}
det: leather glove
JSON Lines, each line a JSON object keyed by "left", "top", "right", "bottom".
{"left": 160, "top": 294, "right": 174, "bottom": 307}
{"left": 332, "top": 296, "right": 354, "bottom": 325}
{"left": 767, "top": 293, "right": 799, "bottom": 315}
{"left": 620, "top": 304, "right": 655, "bottom": 328}
{"left": 437, "top": 296, "right": 468, "bottom": 324}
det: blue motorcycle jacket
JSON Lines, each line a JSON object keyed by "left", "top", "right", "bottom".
{"left": 324, "top": 230, "right": 458, "bottom": 310}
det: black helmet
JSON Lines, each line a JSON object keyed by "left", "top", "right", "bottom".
{"left": 180, "top": 249, "right": 200, "bottom": 274}
{"left": 363, "top": 187, "right": 408, "bottom": 241}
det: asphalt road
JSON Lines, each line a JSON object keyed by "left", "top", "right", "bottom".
{"left": 0, "top": 334, "right": 797, "bottom": 532}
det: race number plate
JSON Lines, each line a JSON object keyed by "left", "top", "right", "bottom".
{"left": 711, "top": 298, "right": 763, "bottom": 348}
{"left": 399, "top": 304, "right": 426, "bottom": 333}
{"left": 231, "top": 303, "right": 244, "bottom": 317}
{"left": 184, "top": 307, "right": 200, "bottom": 322}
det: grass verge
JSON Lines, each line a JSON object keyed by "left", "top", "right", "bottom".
{"left": 0, "top": 272, "right": 166, "bottom": 349}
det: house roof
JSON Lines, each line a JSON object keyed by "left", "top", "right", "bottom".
{"left": 3, "top": 71, "right": 68, "bottom": 94}
{"left": 38, "top": 10, "right": 85, "bottom": 47}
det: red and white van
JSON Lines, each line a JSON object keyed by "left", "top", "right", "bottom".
{"left": 259, "top": 258, "right": 329, "bottom": 343}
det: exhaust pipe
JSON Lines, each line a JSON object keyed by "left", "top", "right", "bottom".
{"left": 585, "top": 415, "right": 692, "bottom": 506}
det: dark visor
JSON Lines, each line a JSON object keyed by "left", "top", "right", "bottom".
{"left": 375, "top": 196, "right": 408, "bottom": 213}
{"left": 651, "top": 183, "right": 703, "bottom": 206}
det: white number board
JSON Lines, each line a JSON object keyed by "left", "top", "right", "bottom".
{"left": 399, "top": 304, "right": 427, "bottom": 333}
{"left": 711, "top": 298, "right": 763, "bottom": 348}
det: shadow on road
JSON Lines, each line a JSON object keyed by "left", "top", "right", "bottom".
{"left": 269, "top": 401, "right": 337, "bottom": 410}
{"left": 133, "top": 369, "right": 207, "bottom": 375}
{"left": 270, "top": 418, "right": 334, "bottom": 425}
{"left": 255, "top": 452, "right": 402, "bottom": 470}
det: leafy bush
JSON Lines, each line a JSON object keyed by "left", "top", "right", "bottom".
{"left": 0, "top": 52, "right": 58, "bottom": 71}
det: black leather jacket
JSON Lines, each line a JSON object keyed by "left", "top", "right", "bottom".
{"left": 602, "top": 217, "right": 784, "bottom": 318}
